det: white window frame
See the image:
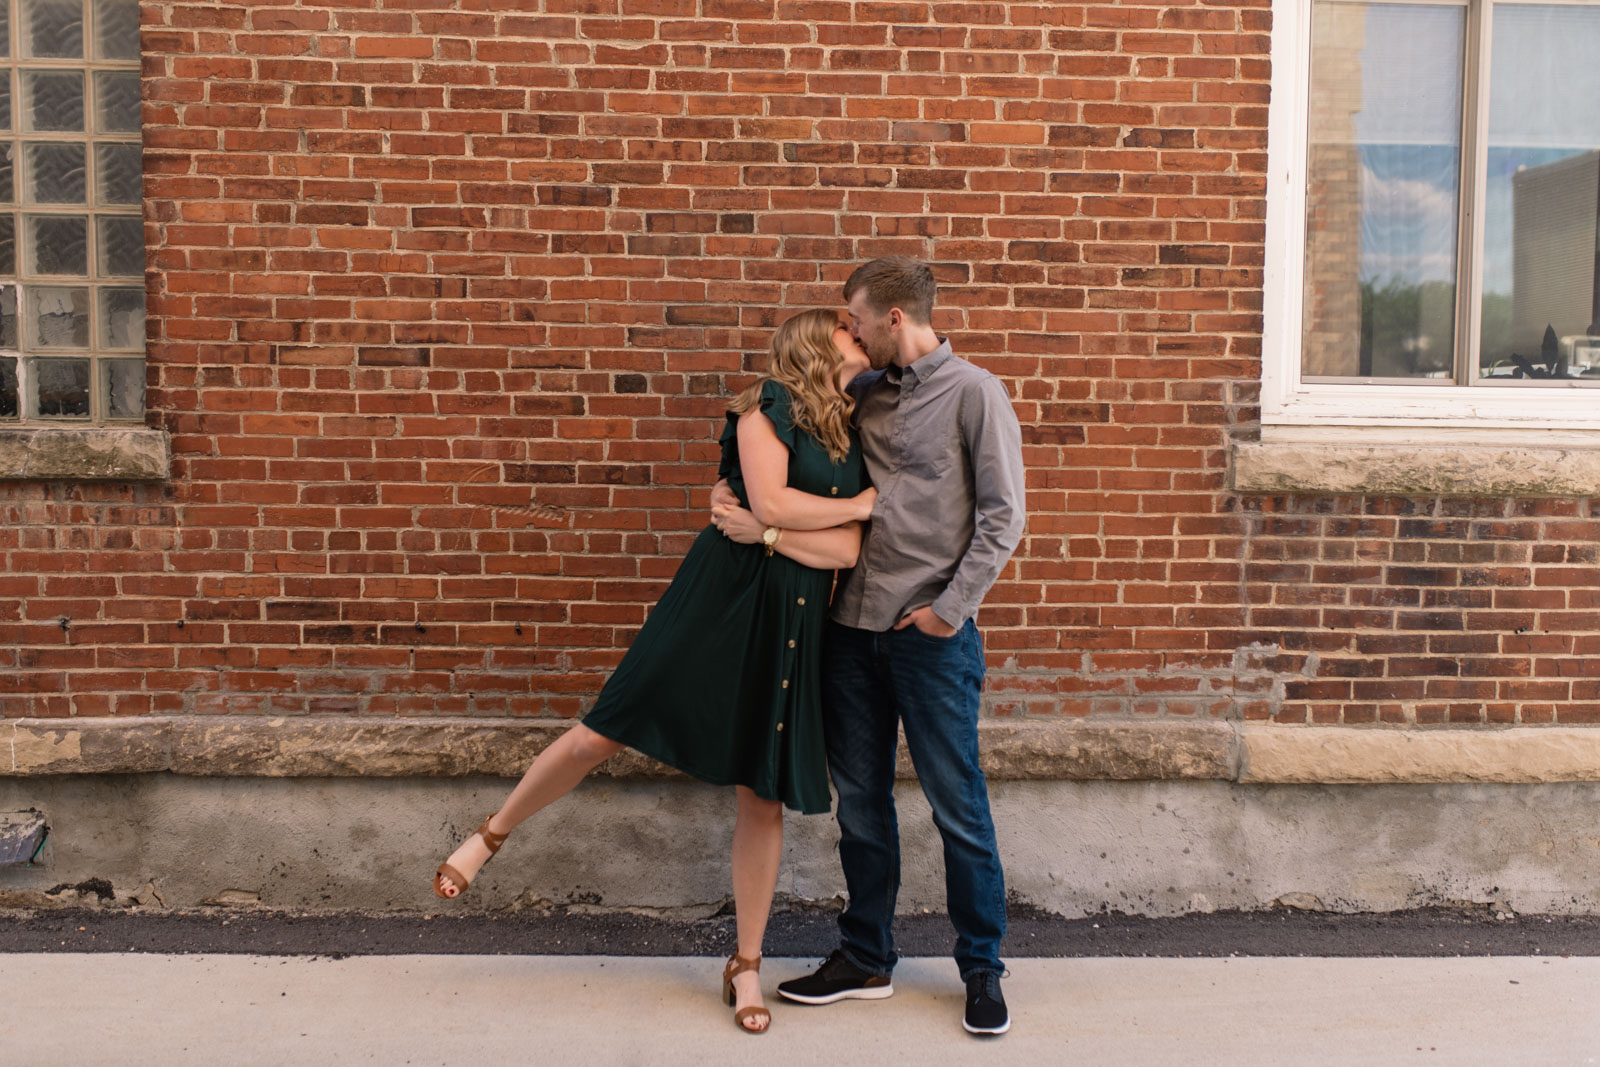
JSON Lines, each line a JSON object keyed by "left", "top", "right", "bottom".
{"left": 1262, "top": 0, "right": 1600, "bottom": 432}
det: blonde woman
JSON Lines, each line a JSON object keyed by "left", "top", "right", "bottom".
{"left": 431, "top": 308, "right": 873, "bottom": 1034}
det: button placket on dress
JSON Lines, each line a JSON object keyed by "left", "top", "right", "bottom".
{"left": 774, "top": 594, "right": 806, "bottom": 743}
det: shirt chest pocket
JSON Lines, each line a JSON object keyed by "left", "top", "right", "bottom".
{"left": 898, "top": 427, "right": 958, "bottom": 480}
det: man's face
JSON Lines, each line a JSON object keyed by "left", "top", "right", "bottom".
{"left": 847, "top": 291, "right": 896, "bottom": 371}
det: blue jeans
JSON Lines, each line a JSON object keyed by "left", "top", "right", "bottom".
{"left": 821, "top": 617, "right": 1006, "bottom": 980}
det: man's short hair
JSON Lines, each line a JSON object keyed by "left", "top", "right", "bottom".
{"left": 844, "top": 256, "right": 935, "bottom": 325}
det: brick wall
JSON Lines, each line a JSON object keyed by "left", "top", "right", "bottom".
{"left": 5, "top": 0, "right": 1597, "bottom": 729}
{"left": 1236, "top": 498, "right": 1600, "bottom": 725}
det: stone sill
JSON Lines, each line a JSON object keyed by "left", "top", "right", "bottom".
{"left": 0, "top": 426, "right": 169, "bottom": 481}
{"left": 7, "top": 717, "right": 1600, "bottom": 785}
{"left": 1231, "top": 438, "right": 1600, "bottom": 496}
{"left": 2, "top": 717, "right": 1232, "bottom": 782}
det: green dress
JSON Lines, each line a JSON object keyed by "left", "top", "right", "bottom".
{"left": 581, "top": 380, "right": 866, "bottom": 814}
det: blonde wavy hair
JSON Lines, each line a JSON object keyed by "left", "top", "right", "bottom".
{"left": 728, "top": 309, "right": 855, "bottom": 464}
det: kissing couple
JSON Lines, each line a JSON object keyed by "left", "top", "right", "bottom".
{"left": 431, "top": 256, "right": 1026, "bottom": 1037}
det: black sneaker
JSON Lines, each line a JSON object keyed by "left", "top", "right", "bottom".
{"left": 963, "top": 971, "right": 1010, "bottom": 1036}
{"left": 776, "top": 949, "right": 894, "bottom": 1005}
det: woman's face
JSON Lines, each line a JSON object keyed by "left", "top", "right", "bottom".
{"left": 832, "top": 319, "right": 871, "bottom": 391}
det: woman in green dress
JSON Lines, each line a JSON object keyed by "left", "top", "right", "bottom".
{"left": 431, "top": 308, "right": 874, "bottom": 1034}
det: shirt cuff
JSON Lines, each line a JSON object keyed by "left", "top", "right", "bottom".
{"left": 929, "top": 594, "right": 968, "bottom": 631}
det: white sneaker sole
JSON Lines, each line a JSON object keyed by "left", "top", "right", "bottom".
{"left": 963, "top": 1017, "right": 1012, "bottom": 1036}
{"left": 777, "top": 984, "right": 895, "bottom": 1006}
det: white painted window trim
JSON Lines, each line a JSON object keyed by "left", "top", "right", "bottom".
{"left": 1262, "top": 0, "right": 1600, "bottom": 434}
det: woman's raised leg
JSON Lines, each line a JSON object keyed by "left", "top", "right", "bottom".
{"left": 726, "top": 785, "right": 784, "bottom": 1032}
{"left": 434, "top": 723, "right": 625, "bottom": 898}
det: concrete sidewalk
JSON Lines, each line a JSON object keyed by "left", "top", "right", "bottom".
{"left": 8, "top": 953, "right": 1598, "bottom": 1065}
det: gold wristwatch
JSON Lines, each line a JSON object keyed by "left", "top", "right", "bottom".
{"left": 762, "top": 526, "right": 782, "bottom": 555}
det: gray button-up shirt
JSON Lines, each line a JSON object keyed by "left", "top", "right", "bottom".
{"left": 830, "top": 340, "right": 1026, "bottom": 632}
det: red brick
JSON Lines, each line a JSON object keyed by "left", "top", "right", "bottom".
{"left": 0, "top": 1, "right": 1577, "bottom": 731}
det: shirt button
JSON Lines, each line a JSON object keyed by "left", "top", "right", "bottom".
{"left": 797, "top": 597, "right": 806, "bottom": 606}
{"left": 781, "top": 680, "right": 789, "bottom": 689}
{"left": 830, "top": 486, "right": 838, "bottom": 495}
{"left": 776, "top": 722, "right": 784, "bottom": 731}
{"left": 787, "top": 639, "right": 796, "bottom": 648}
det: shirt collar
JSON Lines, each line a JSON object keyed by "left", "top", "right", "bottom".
{"left": 886, "top": 338, "right": 953, "bottom": 386}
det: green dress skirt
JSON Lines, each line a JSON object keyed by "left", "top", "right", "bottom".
{"left": 581, "top": 379, "right": 867, "bottom": 815}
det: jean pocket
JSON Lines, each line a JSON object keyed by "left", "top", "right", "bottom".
{"left": 903, "top": 621, "right": 960, "bottom": 645}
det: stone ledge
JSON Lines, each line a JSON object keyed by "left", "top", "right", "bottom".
{"left": 1231, "top": 439, "right": 1600, "bottom": 496}
{"left": 5, "top": 717, "right": 1237, "bottom": 782}
{"left": 0, "top": 427, "right": 169, "bottom": 481}
{"left": 15, "top": 717, "right": 1600, "bottom": 784}
{"left": 1238, "top": 724, "right": 1600, "bottom": 784}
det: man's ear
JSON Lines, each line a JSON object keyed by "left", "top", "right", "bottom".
{"left": 888, "top": 307, "right": 903, "bottom": 331}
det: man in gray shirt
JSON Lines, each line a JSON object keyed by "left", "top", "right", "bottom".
{"left": 772, "top": 257, "right": 1026, "bottom": 1035}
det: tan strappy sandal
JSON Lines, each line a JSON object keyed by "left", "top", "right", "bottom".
{"left": 722, "top": 953, "right": 771, "bottom": 1034}
{"left": 432, "top": 813, "right": 509, "bottom": 899}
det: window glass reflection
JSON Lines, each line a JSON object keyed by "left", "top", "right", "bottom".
{"left": 1478, "top": 6, "right": 1600, "bottom": 381}
{"left": 1303, "top": 2, "right": 1465, "bottom": 380}
{"left": 34, "top": 356, "right": 89, "bottom": 416}
{"left": 103, "top": 357, "right": 141, "bottom": 418}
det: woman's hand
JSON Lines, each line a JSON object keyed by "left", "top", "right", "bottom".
{"left": 709, "top": 479, "right": 739, "bottom": 514}
{"left": 852, "top": 486, "right": 878, "bottom": 522}
{"left": 712, "top": 503, "right": 765, "bottom": 545}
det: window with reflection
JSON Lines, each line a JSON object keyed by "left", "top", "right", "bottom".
{"left": 1302, "top": 0, "right": 1600, "bottom": 387}
{"left": 0, "top": 0, "right": 144, "bottom": 423}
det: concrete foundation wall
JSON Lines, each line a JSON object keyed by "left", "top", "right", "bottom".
{"left": 4, "top": 776, "right": 1598, "bottom": 918}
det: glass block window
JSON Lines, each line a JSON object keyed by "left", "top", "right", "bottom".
{"left": 0, "top": 0, "right": 144, "bottom": 423}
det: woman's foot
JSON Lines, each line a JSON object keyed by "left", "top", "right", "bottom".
{"left": 433, "top": 814, "right": 507, "bottom": 899}
{"left": 730, "top": 963, "right": 770, "bottom": 1033}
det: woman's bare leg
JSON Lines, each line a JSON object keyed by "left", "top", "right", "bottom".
{"left": 436, "top": 723, "right": 624, "bottom": 897}
{"left": 729, "top": 785, "right": 784, "bottom": 1031}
